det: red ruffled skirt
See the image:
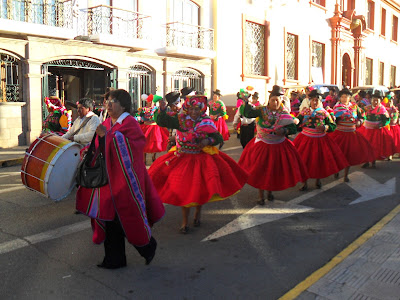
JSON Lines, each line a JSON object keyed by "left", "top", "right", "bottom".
{"left": 140, "top": 123, "right": 169, "bottom": 153}
{"left": 388, "top": 125, "right": 400, "bottom": 154}
{"left": 329, "top": 130, "right": 376, "bottom": 165}
{"left": 213, "top": 118, "right": 230, "bottom": 141}
{"left": 148, "top": 150, "right": 248, "bottom": 207}
{"left": 293, "top": 133, "right": 349, "bottom": 179}
{"left": 357, "top": 126, "right": 396, "bottom": 160}
{"left": 238, "top": 138, "right": 309, "bottom": 191}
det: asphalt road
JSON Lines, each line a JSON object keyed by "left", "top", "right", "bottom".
{"left": 0, "top": 136, "right": 399, "bottom": 300}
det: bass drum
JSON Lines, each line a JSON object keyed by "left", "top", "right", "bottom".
{"left": 21, "top": 134, "right": 82, "bottom": 201}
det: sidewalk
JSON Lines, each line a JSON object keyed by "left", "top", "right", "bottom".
{"left": 0, "top": 145, "right": 26, "bottom": 168}
{"left": 281, "top": 204, "right": 400, "bottom": 300}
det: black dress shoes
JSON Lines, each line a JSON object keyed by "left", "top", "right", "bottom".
{"left": 97, "top": 259, "right": 127, "bottom": 269}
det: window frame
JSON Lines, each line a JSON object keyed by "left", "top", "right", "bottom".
{"left": 367, "top": 0, "right": 375, "bottom": 31}
{"left": 390, "top": 65, "right": 396, "bottom": 87}
{"left": 379, "top": 61, "right": 385, "bottom": 85}
{"left": 284, "top": 30, "right": 299, "bottom": 84}
{"left": 170, "top": 0, "right": 200, "bottom": 26}
{"left": 309, "top": 0, "right": 327, "bottom": 11}
{"left": 365, "top": 57, "right": 373, "bottom": 85}
{"left": 310, "top": 39, "right": 325, "bottom": 84}
{"left": 392, "top": 15, "right": 398, "bottom": 42}
{"left": 241, "top": 14, "right": 270, "bottom": 82}
{"left": 381, "top": 7, "right": 386, "bottom": 37}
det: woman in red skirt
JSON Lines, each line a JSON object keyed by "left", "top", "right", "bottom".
{"left": 149, "top": 95, "right": 248, "bottom": 234}
{"left": 330, "top": 89, "right": 375, "bottom": 180}
{"left": 293, "top": 90, "right": 349, "bottom": 190}
{"left": 238, "top": 85, "right": 308, "bottom": 203}
{"left": 209, "top": 89, "right": 230, "bottom": 142}
{"left": 384, "top": 97, "right": 400, "bottom": 158}
{"left": 139, "top": 94, "right": 169, "bottom": 163}
{"left": 358, "top": 91, "right": 395, "bottom": 168}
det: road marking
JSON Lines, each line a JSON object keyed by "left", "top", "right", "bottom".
{"left": 202, "top": 172, "right": 396, "bottom": 241}
{"left": 0, "top": 220, "right": 91, "bottom": 255}
{"left": 0, "top": 171, "right": 21, "bottom": 176}
{"left": 278, "top": 204, "right": 400, "bottom": 300}
{"left": 0, "top": 172, "right": 21, "bottom": 178}
{"left": 348, "top": 171, "right": 396, "bottom": 205}
{"left": 0, "top": 186, "right": 26, "bottom": 194}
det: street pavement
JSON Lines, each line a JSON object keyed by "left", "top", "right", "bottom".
{"left": 0, "top": 132, "right": 400, "bottom": 299}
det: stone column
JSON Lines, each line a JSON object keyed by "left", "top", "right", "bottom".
{"left": 25, "top": 61, "right": 44, "bottom": 144}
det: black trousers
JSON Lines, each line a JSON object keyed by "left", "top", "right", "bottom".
{"left": 240, "top": 122, "right": 255, "bottom": 149}
{"left": 103, "top": 217, "right": 156, "bottom": 266}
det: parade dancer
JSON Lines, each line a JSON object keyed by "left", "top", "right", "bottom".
{"left": 238, "top": 85, "right": 308, "bottom": 203}
{"left": 164, "top": 91, "right": 182, "bottom": 150}
{"left": 293, "top": 90, "right": 349, "bottom": 190}
{"left": 330, "top": 88, "right": 375, "bottom": 181}
{"left": 233, "top": 90, "right": 259, "bottom": 148}
{"left": 358, "top": 91, "right": 396, "bottom": 168}
{"left": 42, "top": 96, "right": 71, "bottom": 136}
{"left": 209, "top": 89, "right": 230, "bottom": 142}
{"left": 139, "top": 94, "right": 169, "bottom": 163}
{"left": 149, "top": 95, "right": 248, "bottom": 234}
{"left": 290, "top": 90, "right": 300, "bottom": 117}
{"left": 385, "top": 97, "right": 400, "bottom": 158}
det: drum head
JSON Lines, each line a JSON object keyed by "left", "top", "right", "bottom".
{"left": 45, "top": 142, "right": 81, "bottom": 201}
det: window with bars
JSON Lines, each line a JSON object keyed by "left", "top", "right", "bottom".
{"left": 367, "top": 1, "right": 375, "bottom": 30}
{"left": 381, "top": 8, "right": 386, "bottom": 36}
{"left": 0, "top": 53, "right": 20, "bottom": 102}
{"left": 171, "top": 69, "right": 203, "bottom": 94}
{"left": 244, "top": 21, "right": 265, "bottom": 76}
{"left": 390, "top": 65, "right": 396, "bottom": 87}
{"left": 128, "top": 63, "right": 153, "bottom": 111}
{"left": 286, "top": 33, "right": 298, "bottom": 80}
{"left": 365, "top": 58, "right": 373, "bottom": 85}
{"left": 379, "top": 62, "right": 384, "bottom": 85}
{"left": 311, "top": 41, "right": 324, "bottom": 68}
{"left": 392, "top": 15, "right": 398, "bottom": 42}
{"left": 311, "top": 41, "right": 324, "bottom": 83}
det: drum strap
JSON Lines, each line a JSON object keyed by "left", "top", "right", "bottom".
{"left": 70, "top": 116, "right": 93, "bottom": 137}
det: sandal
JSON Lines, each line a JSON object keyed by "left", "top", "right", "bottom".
{"left": 179, "top": 226, "right": 189, "bottom": 234}
{"left": 193, "top": 219, "right": 201, "bottom": 227}
{"left": 267, "top": 193, "right": 274, "bottom": 201}
{"left": 344, "top": 177, "right": 349, "bottom": 183}
{"left": 299, "top": 183, "right": 308, "bottom": 191}
{"left": 315, "top": 179, "right": 322, "bottom": 189}
{"left": 257, "top": 198, "right": 265, "bottom": 205}
{"left": 361, "top": 162, "right": 370, "bottom": 168}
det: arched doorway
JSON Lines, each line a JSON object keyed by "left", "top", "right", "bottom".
{"left": 171, "top": 68, "right": 204, "bottom": 94}
{"left": 41, "top": 59, "right": 117, "bottom": 119}
{"left": 128, "top": 63, "right": 154, "bottom": 111}
{"left": 342, "top": 53, "right": 352, "bottom": 88}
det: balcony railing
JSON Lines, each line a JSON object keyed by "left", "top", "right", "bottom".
{"left": 77, "top": 5, "right": 151, "bottom": 41}
{"left": 164, "top": 22, "right": 214, "bottom": 51}
{"left": 0, "top": 0, "right": 73, "bottom": 28}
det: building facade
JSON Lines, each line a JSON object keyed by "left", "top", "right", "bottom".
{"left": 0, "top": 0, "right": 215, "bottom": 147}
{"left": 1, "top": 0, "right": 400, "bottom": 148}
{"left": 214, "top": 0, "right": 400, "bottom": 110}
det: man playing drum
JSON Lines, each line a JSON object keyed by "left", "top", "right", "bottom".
{"left": 62, "top": 98, "right": 100, "bottom": 146}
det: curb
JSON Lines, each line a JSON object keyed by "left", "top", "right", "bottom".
{"left": 0, "top": 157, "right": 24, "bottom": 168}
{"left": 279, "top": 204, "right": 400, "bottom": 300}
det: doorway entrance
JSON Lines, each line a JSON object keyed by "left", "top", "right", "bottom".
{"left": 41, "top": 59, "right": 117, "bottom": 119}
